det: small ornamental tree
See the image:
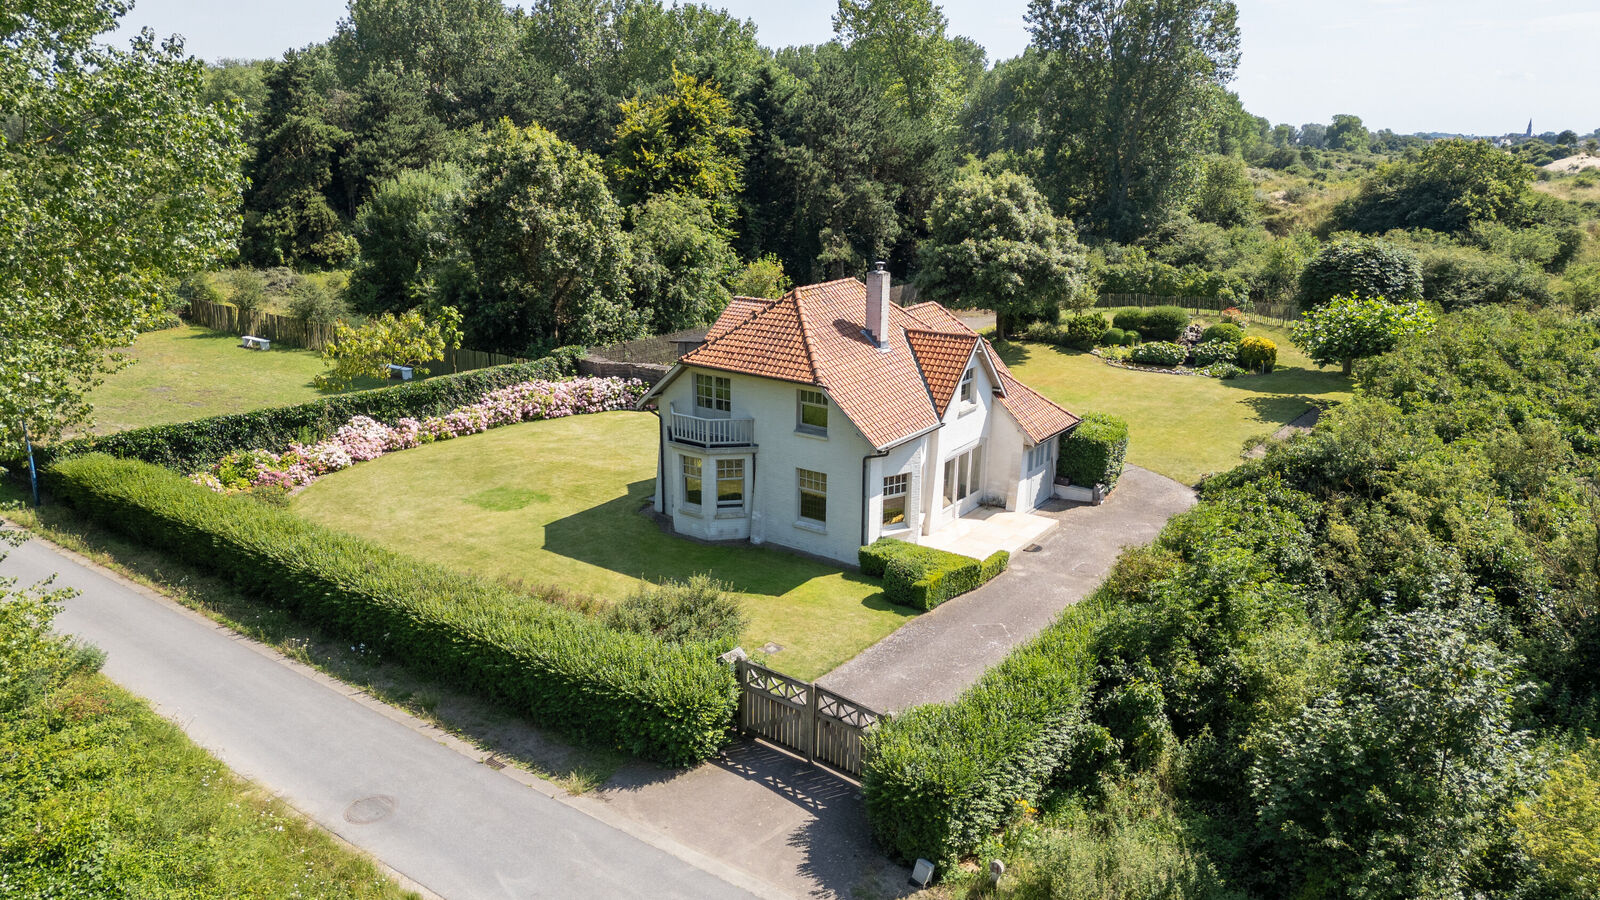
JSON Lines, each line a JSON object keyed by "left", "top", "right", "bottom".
{"left": 315, "top": 307, "right": 463, "bottom": 391}
{"left": 1292, "top": 293, "right": 1435, "bottom": 375}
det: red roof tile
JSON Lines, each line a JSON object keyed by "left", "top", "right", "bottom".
{"left": 705, "top": 297, "right": 775, "bottom": 342}
{"left": 681, "top": 294, "right": 817, "bottom": 385}
{"left": 988, "top": 348, "right": 1082, "bottom": 443}
{"left": 905, "top": 329, "right": 978, "bottom": 417}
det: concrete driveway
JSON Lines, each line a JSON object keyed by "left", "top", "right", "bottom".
{"left": 818, "top": 465, "right": 1196, "bottom": 713}
{"left": 0, "top": 532, "right": 768, "bottom": 900}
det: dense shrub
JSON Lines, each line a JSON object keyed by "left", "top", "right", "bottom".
{"left": 862, "top": 597, "right": 1107, "bottom": 868}
{"left": 45, "top": 455, "right": 737, "bottom": 766}
{"left": 1129, "top": 341, "right": 1187, "bottom": 367}
{"left": 1297, "top": 235, "right": 1423, "bottom": 307}
{"left": 1200, "top": 361, "right": 1246, "bottom": 379}
{"left": 1137, "top": 306, "right": 1190, "bottom": 341}
{"left": 1236, "top": 335, "right": 1277, "bottom": 372}
{"left": 1057, "top": 413, "right": 1129, "bottom": 489}
{"left": 1200, "top": 323, "right": 1243, "bottom": 344}
{"left": 1101, "top": 327, "right": 1127, "bottom": 346}
{"left": 1112, "top": 309, "right": 1147, "bottom": 332}
{"left": 1061, "top": 312, "right": 1109, "bottom": 350}
{"left": 860, "top": 538, "right": 1006, "bottom": 611}
{"left": 605, "top": 575, "right": 746, "bottom": 648}
{"left": 1416, "top": 243, "right": 1553, "bottom": 309}
{"left": 35, "top": 357, "right": 569, "bottom": 473}
{"left": 1190, "top": 339, "right": 1238, "bottom": 367}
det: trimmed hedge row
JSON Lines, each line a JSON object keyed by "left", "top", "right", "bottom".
{"left": 860, "top": 538, "right": 1009, "bottom": 611}
{"left": 35, "top": 357, "right": 569, "bottom": 474}
{"left": 861, "top": 596, "right": 1108, "bottom": 868}
{"left": 46, "top": 454, "right": 737, "bottom": 767}
{"left": 1057, "top": 413, "right": 1129, "bottom": 490}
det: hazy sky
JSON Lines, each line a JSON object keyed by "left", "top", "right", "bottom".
{"left": 112, "top": 0, "right": 1595, "bottom": 136}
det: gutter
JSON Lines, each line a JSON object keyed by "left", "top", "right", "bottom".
{"left": 860, "top": 447, "right": 889, "bottom": 547}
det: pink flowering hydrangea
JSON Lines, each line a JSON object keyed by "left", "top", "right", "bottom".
{"left": 191, "top": 377, "right": 647, "bottom": 494}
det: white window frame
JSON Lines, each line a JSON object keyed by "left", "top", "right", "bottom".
{"left": 694, "top": 373, "right": 731, "bottom": 414}
{"left": 681, "top": 455, "right": 703, "bottom": 507}
{"left": 882, "top": 472, "right": 909, "bottom": 526}
{"left": 797, "top": 468, "right": 828, "bottom": 525}
{"left": 797, "top": 388, "right": 828, "bottom": 435}
{"left": 715, "top": 458, "right": 745, "bottom": 510}
{"left": 1027, "top": 443, "right": 1051, "bottom": 473}
{"left": 958, "top": 367, "right": 976, "bottom": 410}
{"left": 942, "top": 444, "right": 983, "bottom": 509}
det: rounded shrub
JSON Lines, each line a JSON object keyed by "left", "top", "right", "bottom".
{"left": 1137, "top": 306, "right": 1190, "bottom": 341}
{"left": 1119, "top": 330, "right": 1141, "bottom": 346}
{"left": 1297, "top": 235, "right": 1423, "bottom": 308}
{"left": 1237, "top": 335, "right": 1277, "bottom": 372}
{"left": 1129, "top": 341, "right": 1187, "bottom": 367}
{"left": 1101, "top": 327, "right": 1126, "bottom": 346}
{"left": 1190, "top": 339, "right": 1239, "bottom": 367}
{"left": 1200, "top": 322, "right": 1244, "bottom": 344}
{"left": 1112, "top": 309, "right": 1147, "bottom": 333}
{"left": 1062, "top": 312, "right": 1109, "bottom": 349}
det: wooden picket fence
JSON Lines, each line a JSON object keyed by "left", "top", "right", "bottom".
{"left": 183, "top": 299, "right": 528, "bottom": 375}
{"left": 1097, "top": 293, "right": 1302, "bottom": 325}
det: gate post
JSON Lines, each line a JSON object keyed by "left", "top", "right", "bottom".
{"left": 734, "top": 657, "right": 747, "bottom": 734}
{"left": 806, "top": 683, "right": 819, "bottom": 764}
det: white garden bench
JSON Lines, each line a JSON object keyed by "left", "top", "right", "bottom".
{"left": 240, "top": 335, "right": 271, "bottom": 351}
{"left": 386, "top": 364, "right": 414, "bottom": 381}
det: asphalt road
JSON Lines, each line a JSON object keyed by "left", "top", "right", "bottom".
{"left": 0, "top": 532, "right": 763, "bottom": 900}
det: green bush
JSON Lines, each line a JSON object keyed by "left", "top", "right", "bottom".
{"left": 1236, "top": 335, "right": 1277, "bottom": 372}
{"left": 862, "top": 597, "right": 1108, "bottom": 868}
{"left": 1129, "top": 341, "right": 1187, "bottom": 367}
{"left": 1061, "top": 313, "right": 1109, "bottom": 350}
{"left": 1101, "top": 327, "right": 1127, "bottom": 346}
{"left": 1189, "top": 339, "right": 1239, "bottom": 367}
{"left": 1057, "top": 413, "right": 1129, "bottom": 489}
{"left": 45, "top": 455, "right": 737, "bottom": 766}
{"left": 1119, "top": 330, "right": 1141, "bottom": 346}
{"left": 1200, "top": 322, "right": 1243, "bottom": 344}
{"left": 1112, "top": 309, "right": 1147, "bottom": 332}
{"left": 1200, "top": 361, "right": 1246, "bottom": 379}
{"left": 35, "top": 356, "right": 568, "bottom": 473}
{"left": 1022, "top": 321, "right": 1065, "bottom": 345}
{"left": 1137, "top": 306, "right": 1190, "bottom": 341}
{"left": 605, "top": 575, "right": 746, "bottom": 648}
{"left": 860, "top": 538, "right": 1007, "bottom": 611}
{"left": 1297, "top": 235, "right": 1423, "bottom": 307}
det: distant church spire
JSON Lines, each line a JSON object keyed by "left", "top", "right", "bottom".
{"left": 1526, "top": 119, "right": 1534, "bottom": 138}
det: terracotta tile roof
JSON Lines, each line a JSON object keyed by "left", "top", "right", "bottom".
{"left": 670, "top": 279, "right": 1078, "bottom": 448}
{"left": 704, "top": 297, "right": 775, "bottom": 342}
{"left": 988, "top": 350, "right": 1082, "bottom": 443}
{"left": 681, "top": 295, "right": 816, "bottom": 385}
{"left": 905, "top": 329, "right": 978, "bottom": 417}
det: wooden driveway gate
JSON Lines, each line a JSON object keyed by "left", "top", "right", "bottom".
{"left": 736, "top": 658, "right": 885, "bottom": 778}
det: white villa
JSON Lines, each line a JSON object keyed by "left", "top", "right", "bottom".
{"left": 638, "top": 264, "right": 1082, "bottom": 566}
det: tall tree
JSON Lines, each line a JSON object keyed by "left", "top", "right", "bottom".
{"left": 629, "top": 194, "right": 737, "bottom": 333}
{"left": 337, "top": 66, "right": 458, "bottom": 215}
{"left": 832, "top": 0, "right": 976, "bottom": 125}
{"left": 608, "top": 67, "right": 749, "bottom": 223}
{"left": 1, "top": 0, "right": 245, "bottom": 452}
{"left": 331, "top": 0, "right": 517, "bottom": 120}
{"left": 1026, "top": 0, "right": 1241, "bottom": 240}
{"left": 916, "top": 167, "right": 1088, "bottom": 337}
{"left": 1325, "top": 113, "right": 1369, "bottom": 152}
{"left": 1334, "top": 138, "right": 1534, "bottom": 235}
{"left": 346, "top": 163, "right": 468, "bottom": 315}
{"left": 452, "top": 121, "right": 639, "bottom": 353}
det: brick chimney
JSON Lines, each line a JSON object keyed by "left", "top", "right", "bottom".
{"left": 866, "top": 261, "right": 891, "bottom": 348}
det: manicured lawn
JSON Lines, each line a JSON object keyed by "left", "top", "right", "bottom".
{"left": 996, "top": 317, "right": 1352, "bottom": 484}
{"left": 292, "top": 411, "right": 914, "bottom": 681}
{"left": 86, "top": 325, "right": 388, "bottom": 435}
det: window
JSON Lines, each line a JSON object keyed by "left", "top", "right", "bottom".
{"left": 1027, "top": 443, "right": 1051, "bottom": 473}
{"left": 681, "top": 456, "right": 702, "bottom": 506}
{"left": 798, "top": 468, "right": 827, "bottom": 524}
{"left": 694, "top": 373, "right": 731, "bottom": 412}
{"left": 797, "top": 389, "right": 828, "bottom": 434}
{"left": 942, "top": 445, "right": 983, "bottom": 508}
{"left": 882, "top": 473, "right": 909, "bottom": 525}
{"left": 958, "top": 368, "right": 976, "bottom": 406}
{"left": 716, "top": 459, "right": 744, "bottom": 509}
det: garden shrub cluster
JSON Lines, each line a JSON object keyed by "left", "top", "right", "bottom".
{"left": 1128, "top": 341, "right": 1187, "bottom": 367}
{"left": 1056, "top": 413, "right": 1129, "bottom": 489}
{"left": 45, "top": 454, "right": 738, "bottom": 766}
{"left": 34, "top": 356, "right": 578, "bottom": 474}
{"left": 859, "top": 538, "right": 1007, "bottom": 611}
{"left": 605, "top": 574, "right": 747, "bottom": 648}
{"left": 1136, "top": 306, "right": 1191, "bottom": 341}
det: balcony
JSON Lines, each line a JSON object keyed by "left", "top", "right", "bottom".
{"left": 669, "top": 406, "right": 756, "bottom": 448}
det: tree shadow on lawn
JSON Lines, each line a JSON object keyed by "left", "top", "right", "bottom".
{"left": 541, "top": 480, "right": 891, "bottom": 605}
{"left": 1215, "top": 365, "right": 1351, "bottom": 397}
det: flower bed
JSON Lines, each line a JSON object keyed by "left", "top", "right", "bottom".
{"left": 193, "top": 377, "right": 647, "bottom": 493}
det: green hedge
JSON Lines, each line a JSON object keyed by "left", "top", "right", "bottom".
{"left": 860, "top": 538, "right": 1008, "bottom": 611}
{"left": 1057, "top": 413, "right": 1129, "bottom": 490}
{"left": 46, "top": 454, "right": 737, "bottom": 767}
{"left": 32, "top": 357, "right": 570, "bottom": 474}
{"left": 861, "top": 597, "right": 1108, "bottom": 869}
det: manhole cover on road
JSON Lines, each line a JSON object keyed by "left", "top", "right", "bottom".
{"left": 343, "top": 795, "right": 396, "bottom": 825}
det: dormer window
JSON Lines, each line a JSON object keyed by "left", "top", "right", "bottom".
{"left": 958, "top": 368, "right": 976, "bottom": 407}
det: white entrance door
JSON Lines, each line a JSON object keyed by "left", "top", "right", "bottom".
{"left": 940, "top": 444, "right": 984, "bottom": 523}
{"left": 1020, "top": 442, "right": 1053, "bottom": 511}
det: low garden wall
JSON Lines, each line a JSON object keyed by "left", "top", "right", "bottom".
{"left": 47, "top": 454, "right": 739, "bottom": 766}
